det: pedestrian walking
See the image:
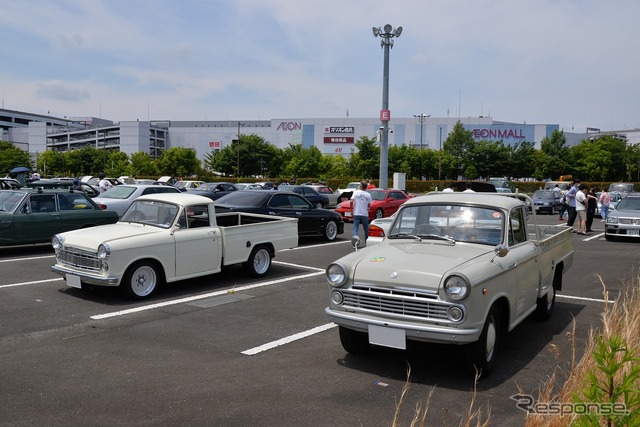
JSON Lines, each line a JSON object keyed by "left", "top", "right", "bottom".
{"left": 599, "top": 187, "right": 611, "bottom": 221}
{"left": 350, "top": 181, "right": 372, "bottom": 244}
{"left": 558, "top": 190, "right": 569, "bottom": 220}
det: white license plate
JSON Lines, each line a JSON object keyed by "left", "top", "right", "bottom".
{"left": 628, "top": 229, "right": 639, "bottom": 236}
{"left": 345, "top": 212, "right": 352, "bottom": 217}
{"left": 369, "top": 325, "right": 406, "bottom": 349}
{"left": 66, "top": 273, "right": 82, "bottom": 289}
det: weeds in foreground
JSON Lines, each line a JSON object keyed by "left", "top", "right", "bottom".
{"left": 392, "top": 366, "right": 490, "bottom": 427}
{"left": 525, "top": 275, "right": 640, "bottom": 426}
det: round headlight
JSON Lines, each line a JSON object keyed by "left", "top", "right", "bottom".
{"left": 326, "top": 263, "right": 348, "bottom": 287}
{"left": 444, "top": 275, "right": 469, "bottom": 301}
{"left": 331, "top": 291, "right": 344, "bottom": 304}
{"left": 97, "top": 243, "right": 111, "bottom": 259}
{"left": 51, "top": 234, "right": 64, "bottom": 250}
{"left": 448, "top": 306, "right": 464, "bottom": 322}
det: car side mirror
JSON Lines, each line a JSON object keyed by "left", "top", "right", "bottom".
{"left": 491, "top": 244, "right": 509, "bottom": 262}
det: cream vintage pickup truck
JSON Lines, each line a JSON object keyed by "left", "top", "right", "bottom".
{"left": 325, "top": 192, "right": 573, "bottom": 377}
{"left": 51, "top": 192, "right": 298, "bottom": 299}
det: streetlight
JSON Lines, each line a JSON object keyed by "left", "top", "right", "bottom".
{"left": 372, "top": 23, "right": 402, "bottom": 189}
{"left": 236, "top": 122, "right": 244, "bottom": 177}
{"left": 413, "top": 113, "right": 430, "bottom": 150}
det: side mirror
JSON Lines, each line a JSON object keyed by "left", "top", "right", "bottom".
{"left": 491, "top": 244, "right": 509, "bottom": 261}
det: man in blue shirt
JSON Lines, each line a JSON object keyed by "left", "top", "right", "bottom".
{"left": 565, "top": 179, "right": 580, "bottom": 228}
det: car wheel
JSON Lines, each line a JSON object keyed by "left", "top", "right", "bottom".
{"left": 121, "top": 261, "right": 161, "bottom": 300}
{"left": 375, "top": 208, "right": 384, "bottom": 219}
{"left": 244, "top": 245, "right": 271, "bottom": 278}
{"left": 466, "top": 305, "right": 500, "bottom": 378}
{"left": 535, "top": 287, "right": 556, "bottom": 321}
{"left": 339, "top": 326, "right": 369, "bottom": 354}
{"left": 323, "top": 220, "right": 338, "bottom": 241}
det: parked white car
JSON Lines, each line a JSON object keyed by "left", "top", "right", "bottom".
{"left": 93, "top": 184, "right": 181, "bottom": 217}
{"left": 51, "top": 193, "right": 298, "bottom": 299}
{"left": 325, "top": 192, "right": 574, "bottom": 377}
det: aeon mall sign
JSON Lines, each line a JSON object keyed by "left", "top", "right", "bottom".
{"left": 276, "top": 121, "right": 302, "bottom": 131}
{"left": 472, "top": 127, "right": 526, "bottom": 139}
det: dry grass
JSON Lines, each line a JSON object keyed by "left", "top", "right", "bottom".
{"left": 392, "top": 367, "right": 491, "bottom": 427}
{"left": 524, "top": 275, "right": 640, "bottom": 426}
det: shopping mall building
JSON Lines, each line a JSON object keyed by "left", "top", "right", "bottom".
{"left": 1, "top": 108, "right": 637, "bottom": 162}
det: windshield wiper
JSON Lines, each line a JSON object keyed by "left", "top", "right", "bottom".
{"left": 388, "top": 232, "right": 421, "bottom": 241}
{"left": 416, "top": 234, "right": 455, "bottom": 243}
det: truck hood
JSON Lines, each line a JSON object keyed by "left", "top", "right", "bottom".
{"left": 60, "top": 223, "right": 164, "bottom": 250}
{"left": 350, "top": 241, "right": 493, "bottom": 292}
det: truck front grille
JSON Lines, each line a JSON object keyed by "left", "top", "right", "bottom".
{"left": 57, "top": 248, "right": 101, "bottom": 272}
{"left": 340, "top": 284, "right": 460, "bottom": 322}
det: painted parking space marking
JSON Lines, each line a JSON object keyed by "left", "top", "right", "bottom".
{"left": 242, "top": 323, "right": 337, "bottom": 355}
{"left": 0, "top": 277, "right": 62, "bottom": 289}
{"left": 91, "top": 270, "right": 324, "bottom": 320}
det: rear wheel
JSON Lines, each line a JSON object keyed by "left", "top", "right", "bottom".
{"left": 121, "top": 261, "right": 161, "bottom": 300}
{"left": 323, "top": 220, "right": 338, "bottom": 241}
{"left": 244, "top": 246, "right": 271, "bottom": 277}
{"left": 339, "top": 326, "right": 369, "bottom": 354}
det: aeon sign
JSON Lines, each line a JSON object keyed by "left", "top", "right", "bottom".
{"left": 472, "top": 128, "right": 525, "bottom": 140}
{"left": 276, "top": 121, "right": 302, "bottom": 131}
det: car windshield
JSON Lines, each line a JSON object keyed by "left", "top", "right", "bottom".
{"left": 609, "top": 184, "right": 633, "bottom": 192}
{"left": 388, "top": 204, "right": 504, "bottom": 246}
{"left": 0, "top": 191, "right": 26, "bottom": 212}
{"left": 369, "top": 190, "right": 387, "bottom": 201}
{"left": 99, "top": 186, "right": 137, "bottom": 199}
{"left": 120, "top": 200, "right": 179, "bottom": 228}
{"left": 533, "top": 190, "right": 554, "bottom": 198}
{"left": 615, "top": 197, "right": 640, "bottom": 211}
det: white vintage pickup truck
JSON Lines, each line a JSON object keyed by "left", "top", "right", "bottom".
{"left": 325, "top": 192, "right": 573, "bottom": 377}
{"left": 51, "top": 192, "right": 298, "bottom": 299}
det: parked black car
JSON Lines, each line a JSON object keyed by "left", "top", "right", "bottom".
{"left": 214, "top": 190, "right": 343, "bottom": 241}
{"left": 191, "top": 182, "right": 239, "bottom": 201}
{"left": 531, "top": 189, "right": 563, "bottom": 214}
{"left": 279, "top": 184, "right": 330, "bottom": 208}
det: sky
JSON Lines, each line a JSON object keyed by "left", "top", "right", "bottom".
{"left": 1, "top": 0, "right": 638, "bottom": 133}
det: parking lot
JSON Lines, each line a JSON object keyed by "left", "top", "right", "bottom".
{"left": 1, "top": 215, "right": 639, "bottom": 426}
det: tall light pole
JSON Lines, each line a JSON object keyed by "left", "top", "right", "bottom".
{"left": 372, "top": 24, "right": 402, "bottom": 189}
{"left": 413, "top": 113, "right": 430, "bottom": 150}
{"left": 236, "top": 122, "right": 243, "bottom": 177}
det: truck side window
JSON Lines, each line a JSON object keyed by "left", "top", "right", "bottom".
{"left": 508, "top": 208, "right": 527, "bottom": 246}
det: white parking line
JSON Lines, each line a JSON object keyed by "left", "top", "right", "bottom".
{"left": 557, "top": 294, "right": 608, "bottom": 303}
{"left": 0, "top": 278, "right": 62, "bottom": 289}
{"left": 242, "top": 323, "right": 336, "bottom": 355}
{"left": 583, "top": 232, "right": 604, "bottom": 241}
{"left": 91, "top": 270, "right": 324, "bottom": 320}
{"left": 0, "top": 255, "right": 54, "bottom": 263}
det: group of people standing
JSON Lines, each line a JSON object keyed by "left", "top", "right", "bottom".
{"left": 559, "top": 179, "right": 611, "bottom": 235}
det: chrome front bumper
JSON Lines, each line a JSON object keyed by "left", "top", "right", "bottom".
{"left": 325, "top": 307, "right": 482, "bottom": 345}
{"left": 51, "top": 264, "right": 120, "bottom": 287}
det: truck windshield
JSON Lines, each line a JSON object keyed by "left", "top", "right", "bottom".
{"left": 121, "top": 200, "right": 179, "bottom": 228}
{"left": 388, "top": 204, "right": 504, "bottom": 246}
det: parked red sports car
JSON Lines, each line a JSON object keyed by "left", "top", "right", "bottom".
{"left": 335, "top": 188, "right": 413, "bottom": 221}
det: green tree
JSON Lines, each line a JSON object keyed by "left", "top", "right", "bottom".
{"left": 0, "top": 141, "right": 33, "bottom": 175}
{"left": 282, "top": 144, "right": 324, "bottom": 180}
{"left": 505, "top": 140, "right": 536, "bottom": 179}
{"left": 536, "top": 130, "right": 570, "bottom": 180}
{"left": 128, "top": 152, "right": 159, "bottom": 177}
{"left": 442, "top": 121, "right": 474, "bottom": 178}
{"left": 469, "top": 140, "right": 509, "bottom": 179}
{"left": 571, "top": 136, "right": 628, "bottom": 181}
{"left": 158, "top": 147, "right": 200, "bottom": 177}
{"left": 349, "top": 136, "right": 379, "bottom": 179}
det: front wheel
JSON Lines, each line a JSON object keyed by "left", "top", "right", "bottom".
{"left": 375, "top": 208, "right": 384, "bottom": 219}
{"left": 121, "top": 261, "right": 162, "bottom": 300}
{"left": 466, "top": 306, "right": 500, "bottom": 378}
{"left": 323, "top": 220, "right": 338, "bottom": 241}
{"left": 339, "top": 326, "right": 369, "bottom": 354}
{"left": 244, "top": 246, "right": 271, "bottom": 278}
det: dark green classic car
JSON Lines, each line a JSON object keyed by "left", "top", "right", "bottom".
{"left": 0, "top": 189, "right": 119, "bottom": 246}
